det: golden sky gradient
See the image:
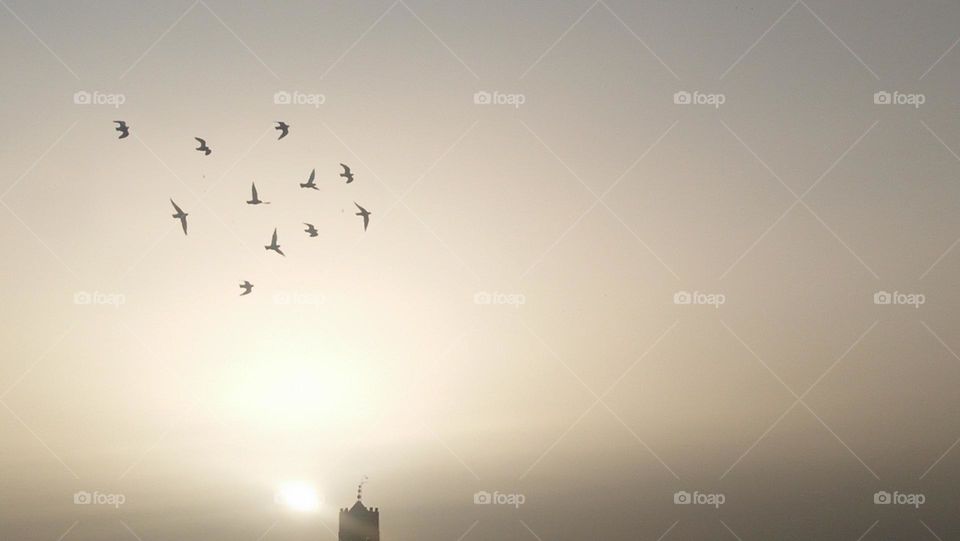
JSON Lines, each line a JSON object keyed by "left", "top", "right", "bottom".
{"left": 2, "top": 1, "right": 960, "bottom": 539}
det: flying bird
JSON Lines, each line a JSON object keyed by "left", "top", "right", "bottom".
{"left": 265, "top": 228, "right": 285, "bottom": 256}
{"left": 303, "top": 223, "right": 318, "bottom": 237}
{"left": 300, "top": 169, "right": 318, "bottom": 190}
{"left": 170, "top": 199, "right": 188, "bottom": 235}
{"left": 194, "top": 137, "right": 212, "bottom": 156}
{"left": 113, "top": 120, "right": 129, "bottom": 139}
{"left": 339, "top": 163, "right": 354, "bottom": 184}
{"left": 239, "top": 281, "right": 253, "bottom": 296}
{"left": 246, "top": 182, "right": 269, "bottom": 205}
{"left": 354, "top": 202, "right": 371, "bottom": 231}
{"left": 275, "top": 121, "right": 290, "bottom": 140}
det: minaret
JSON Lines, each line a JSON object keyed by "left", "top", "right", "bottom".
{"left": 339, "top": 477, "right": 379, "bottom": 541}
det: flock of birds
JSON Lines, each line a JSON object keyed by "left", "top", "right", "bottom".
{"left": 113, "top": 120, "right": 371, "bottom": 297}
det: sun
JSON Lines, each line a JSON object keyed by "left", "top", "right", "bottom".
{"left": 276, "top": 481, "right": 321, "bottom": 512}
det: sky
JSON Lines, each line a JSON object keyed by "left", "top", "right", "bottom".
{"left": 1, "top": 0, "right": 960, "bottom": 539}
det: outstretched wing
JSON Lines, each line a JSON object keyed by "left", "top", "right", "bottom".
{"left": 340, "top": 163, "right": 351, "bottom": 174}
{"left": 251, "top": 183, "right": 258, "bottom": 199}
{"left": 271, "top": 228, "right": 278, "bottom": 245}
{"left": 170, "top": 199, "right": 184, "bottom": 214}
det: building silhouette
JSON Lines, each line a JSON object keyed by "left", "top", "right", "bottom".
{"left": 339, "top": 482, "right": 379, "bottom": 541}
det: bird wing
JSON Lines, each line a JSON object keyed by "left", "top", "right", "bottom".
{"left": 251, "top": 183, "right": 258, "bottom": 198}
{"left": 340, "top": 163, "right": 350, "bottom": 174}
{"left": 170, "top": 199, "right": 184, "bottom": 214}
{"left": 180, "top": 216, "right": 188, "bottom": 235}
{"left": 271, "top": 228, "right": 278, "bottom": 244}
{"left": 195, "top": 137, "right": 205, "bottom": 146}
{"left": 362, "top": 214, "right": 369, "bottom": 230}
{"left": 309, "top": 169, "right": 315, "bottom": 183}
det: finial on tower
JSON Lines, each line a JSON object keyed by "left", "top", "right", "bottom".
{"left": 357, "top": 475, "right": 369, "bottom": 501}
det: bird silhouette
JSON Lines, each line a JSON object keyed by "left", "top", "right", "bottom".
{"left": 246, "top": 182, "right": 269, "bottom": 205}
{"left": 194, "top": 137, "right": 212, "bottom": 156}
{"left": 170, "top": 199, "right": 188, "bottom": 235}
{"left": 265, "top": 228, "right": 285, "bottom": 256}
{"left": 303, "top": 223, "right": 318, "bottom": 237}
{"left": 354, "top": 202, "right": 371, "bottom": 231}
{"left": 300, "top": 169, "right": 318, "bottom": 190}
{"left": 113, "top": 120, "right": 129, "bottom": 139}
{"left": 339, "top": 163, "right": 354, "bottom": 184}
{"left": 275, "top": 121, "right": 290, "bottom": 140}
{"left": 239, "top": 280, "right": 253, "bottom": 296}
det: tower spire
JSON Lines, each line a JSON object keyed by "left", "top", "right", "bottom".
{"left": 357, "top": 475, "right": 368, "bottom": 501}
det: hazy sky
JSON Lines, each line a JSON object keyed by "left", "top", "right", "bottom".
{"left": 2, "top": 1, "right": 960, "bottom": 539}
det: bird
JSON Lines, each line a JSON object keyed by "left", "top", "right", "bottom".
{"left": 339, "top": 163, "right": 354, "bottom": 184}
{"left": 113, "top": 121, "right": 129, "bottom": 139}
{"left": 170, "top": 199, "right": 188, "bottom": 235}
{"left": 246, "top": 182, "right": 269, "bottom": 205}
{"left": 239, "top": 281, "right": 253, "bottom": 296}
{"left": 275, "top": 121, "right": 290, "bottom": 140}
{"left": 303, "top": 223, "right": 318, "bottom": 237}
{"left": 194, "top": 137, "right": 212, "bottom": 156}
{"left": 300, "top": 169, "right": 318, "bottom": 190}
{"left": 354, "top": 202, "right": 371, "bottom": 231}
{"left": 265, "top": 228, "right": 285, "bottom": 256}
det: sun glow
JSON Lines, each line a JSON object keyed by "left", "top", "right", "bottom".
{"left": 276, "top": 481, "right": 321, "bottom": 512}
